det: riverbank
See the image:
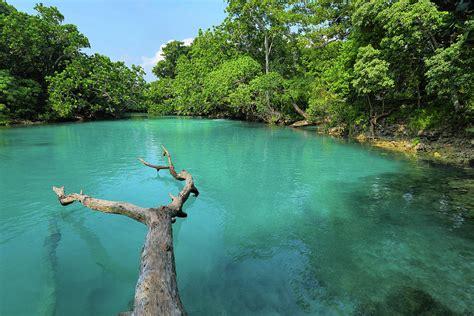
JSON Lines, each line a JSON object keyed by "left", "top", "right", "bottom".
{"left": 321, "top": 123, "right": 474, "bottom": 219}
{"left": 317, "top": 123, "right": 474, "bottom": 169}
{"left": 354, "top": 134, "right": 473, "bottom": 168}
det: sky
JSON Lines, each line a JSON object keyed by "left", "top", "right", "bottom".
{"left": 8, "top": 0, "right": 227, "bottom": 81}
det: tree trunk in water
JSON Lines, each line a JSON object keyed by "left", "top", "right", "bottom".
{"left": 133, "top": 211, "right": 185, "bottom": 315}
{"left": 291, "top": 120, "right": 312, "bottom": 127}
{"left": 53, "top": 146, "right": 199, "bottom": 316}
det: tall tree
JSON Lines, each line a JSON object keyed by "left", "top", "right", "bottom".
{"left": 0, "top": 3, "right": 89, "bottom": 81}
{"left": 152, "top": 40, "right": 191, "bottom": 79}
{"left": 225, "top": 0, "right": 295, "bottom": 74}
{"left": 352, "top": 44, "right": 394, "bottom": 137}
{"left": 0, "top": 2, "right": 89, "bottom": 120}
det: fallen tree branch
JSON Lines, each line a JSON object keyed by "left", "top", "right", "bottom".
{"left": 140, "top": 145, "right": 199, "bottom": 219}
{"left": 138, "top": 158, "right": 170, "bottom": 171}
{"left": 52, "top": 186, "right": 149, "bottom": 223}
{"left": 372, "top": 108, "right": 396, "bottom": 123}
{"left": 292, "top": 103, "right": 310, "bottom": 121}
{"left": 53, "top": 146, "right": 198, "bottom": 316}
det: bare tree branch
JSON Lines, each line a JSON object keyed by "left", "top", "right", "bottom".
{"left": 52, "top": 186, "right": 149, "bottom": 223}
{"left": 140, "top": 146, "right": 199, "bottom": 218}
{"left": 52, "top": 146, "right": 199, "bottom": 315}
{"left": 138, "top": 158, "right": 170, "bottom": 171}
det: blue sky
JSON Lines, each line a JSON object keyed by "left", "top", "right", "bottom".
{"left": 8, "top": 0, "right": 227, "bottom": 81}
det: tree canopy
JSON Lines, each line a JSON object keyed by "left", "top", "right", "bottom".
{"left": 0, "top": 1, "right": 146, "bottom": 124}
{"left": 2, "top": 0, "right": 473, "bottom": 134}
{"left": 145, "top": 0, "right": 473, "bottom": 134}
{"left": 47, "top": 54, "right": 146, "bottom": 119}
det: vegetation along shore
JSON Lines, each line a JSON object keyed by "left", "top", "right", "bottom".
{"left": 1, "top": 0, "right": 473, "bottom": 167}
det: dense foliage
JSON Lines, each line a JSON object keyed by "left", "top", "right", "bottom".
{"left": 47, "top": 54, "right": 145, "bottom": 119}
{"left": 2, "top": 0, "right": 473, "bottom": 135}
{"left": 0, "top": 1, "right": 146, "bottom": 124}
{"left": 146, "top": 0, "right": 474, "bottom": 135}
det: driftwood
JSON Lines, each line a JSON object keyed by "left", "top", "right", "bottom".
{"left": 52, "top": 146, "right": 198, "bottom": 316}
{"left": 290, "top": 103, "right": 316, "bottom": 128}
{"left": 290, "top": 120, "right": 312, "bottom": 127}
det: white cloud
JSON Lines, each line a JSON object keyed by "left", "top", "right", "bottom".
{"left": 141, "top": 38, "right": 193, "bottom": 81}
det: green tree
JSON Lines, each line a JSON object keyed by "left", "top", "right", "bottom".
{"left": 230, "top": 72, "right": 285, "bottom": 123}
{"left": 203, "top": 55, "right": 261, "bottom": 115}
{"left": 0, "top": 3, "right": 89, "bottom": 80}
{"left": 169, "top": 28, "right": 238, "bottom": 115}
{"left": 0, "top": 1, "right": 89, "bottom": 121}
{"left": 379, "top": 0, "right": 446, "bottom": 105}
{"left": 425, "top": 33, "right": 474, "bottom": 112}
{"left": 225, "top": 0, "right": 296, "bottom": 75}
{"left": 0, "top": 69, "right": 41, "bottom": 123}
{"left": 352, "top": 44, "right": 394, "bottom": 136}
{"left": 47, "top": 54, "right": 145, "bottom": 119}
{"left": 152, "top": 40, "right": 191, "bottom": 79}
{"left": 145, "top": 78, "right": 175, "bottom": 115}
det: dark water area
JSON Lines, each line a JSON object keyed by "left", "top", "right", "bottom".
{"left": 0, "top": 118, "right": 472, "bottom": 315}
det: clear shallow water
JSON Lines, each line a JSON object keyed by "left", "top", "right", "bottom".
{"left": 0, "top": 118, "right": 473, "bottom": 315}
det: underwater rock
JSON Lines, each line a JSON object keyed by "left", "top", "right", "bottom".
{"left": 383, "top": 287, "right": 455, "bottom": 315}
{"left": 448, "top": 179, "right": 474, "bottom": 218}
{"left": 356, "top": 287, "right": 457, "bottom": 315}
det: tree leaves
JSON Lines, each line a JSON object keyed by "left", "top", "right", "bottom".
{"left": 47, "top": 54, "right": 146, "bottom": 119}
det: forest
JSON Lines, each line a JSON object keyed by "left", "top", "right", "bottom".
{"left": 1, "top": 0, "right": 473, "bottom": 137}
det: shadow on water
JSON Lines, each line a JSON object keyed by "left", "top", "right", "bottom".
{"left": 40, "top": 216, "right": 61, "bottom": 315}
{"left": 355, "top": 286, "right": 457, "bottom": 315}
{"left": 56, "top": 211, "right": 138, "bottom": 314}
{"left": 59, "top": 211, "right": 135, "bottom": 282}
{"left": 343, "top": 166, "right": 473, "bottom": 229}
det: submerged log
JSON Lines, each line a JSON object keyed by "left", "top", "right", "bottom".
{"left": 53, "top": 145, "right": 199, "bottom": 316}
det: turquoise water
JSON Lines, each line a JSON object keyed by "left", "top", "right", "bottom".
{"left": 0, "top": 118, "right": 473, "bottom": 315}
